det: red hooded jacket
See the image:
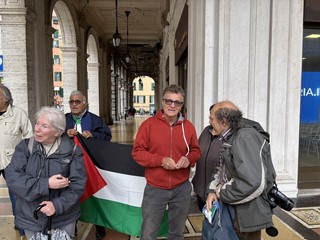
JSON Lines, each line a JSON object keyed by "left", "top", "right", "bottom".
{"left": 132, "top": 110, "right": 201, "bottom": 189}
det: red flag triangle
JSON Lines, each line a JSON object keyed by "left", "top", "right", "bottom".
{"left": 74, "top": 136, "right": 107, "bottom": 202}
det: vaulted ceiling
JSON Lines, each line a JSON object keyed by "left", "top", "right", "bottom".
{"left": 72, "top": 0, "right": 170, "bottom": 79}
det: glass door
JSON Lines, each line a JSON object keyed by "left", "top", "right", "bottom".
{"left": 298, "top": 28, "right": 320, "bottom": 189}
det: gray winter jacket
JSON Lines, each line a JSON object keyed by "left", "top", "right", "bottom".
{"left": 5, "top": 134, "right": 87, "bottom": 232}
{"left": 208, "top": 126, "right": 274, "bottom": 232}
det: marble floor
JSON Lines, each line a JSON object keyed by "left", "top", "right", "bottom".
{"left": 0, "top": 115, "right": 320, "bottom": 239}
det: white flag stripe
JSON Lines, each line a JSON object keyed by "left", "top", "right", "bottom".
{"left": 94, "top": 168, "right": 146, "bottom": 207}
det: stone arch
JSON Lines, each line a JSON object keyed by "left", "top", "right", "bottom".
{"left": 51, "top": 0, "right": 78, "bottom": 113}
{"left": 87, "top": 29, "right": 100, "bottom": 115}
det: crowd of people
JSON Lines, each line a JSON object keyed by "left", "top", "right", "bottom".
{"left": 1, "top": 83, "right": 277, "bottom": 240}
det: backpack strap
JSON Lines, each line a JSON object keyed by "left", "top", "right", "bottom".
{"left": 28, "top": 136, "right": 35, "bottom": 155}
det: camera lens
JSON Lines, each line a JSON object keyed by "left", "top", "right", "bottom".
{"left": 268, "top": 186, "right": 294, "bottom": 211}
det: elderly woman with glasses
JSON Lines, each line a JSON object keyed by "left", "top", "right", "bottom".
{"left": 5, "top": 106, "right": 87, "bottom": 239}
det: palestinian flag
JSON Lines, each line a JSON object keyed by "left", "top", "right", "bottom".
{"left": 74, "top": 135, "right": 168, "bottom": 237}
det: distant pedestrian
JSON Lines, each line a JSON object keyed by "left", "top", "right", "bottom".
{"left": 132, "top": 107, "right": 136, "bottom": 118}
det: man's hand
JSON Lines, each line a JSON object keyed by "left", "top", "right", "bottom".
{"left": 67, "top": 128, "right": 77, "bottom": 138}
{"left": 176, "top": 156, "right": 190, "bottom": 169}
{"left": 206, "top": 192, "right": 218, "bottom": 212}
{"left": 161, "top": 157, "right": 176, "bottom": 170}
{"left": 82, "top": 130, "right": 93, "bottom": 138}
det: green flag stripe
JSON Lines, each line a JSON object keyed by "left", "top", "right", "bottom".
{"left": 80, "top": 196, "right": 168, "bottom": 237}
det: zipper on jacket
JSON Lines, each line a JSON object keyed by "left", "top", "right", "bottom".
{"left": 204, "top": 136, "right": 214, "bottom": 192}
{"left": 169, "top": 126, "right": 173, "bottom": 188}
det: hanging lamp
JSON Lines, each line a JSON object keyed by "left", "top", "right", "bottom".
{"left": 125, "top": 10, "right": 131, "bottom": 63}
{"left": 112, "top": 0, "right": 122, "bottom": 47}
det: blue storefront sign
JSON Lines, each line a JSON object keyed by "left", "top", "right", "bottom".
{"left": 300, "top": 71, "right": 320, "bottom": 123}
{"left": 0, "top": 55, "right": 3, "bottom": 71}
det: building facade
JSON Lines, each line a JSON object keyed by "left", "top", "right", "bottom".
{"left": 133, "top": 76, "right": 155, "bottom": 115}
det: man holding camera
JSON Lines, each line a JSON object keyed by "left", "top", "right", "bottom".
{"left": 206, "top": 100, "right": 276, "bottom": 240}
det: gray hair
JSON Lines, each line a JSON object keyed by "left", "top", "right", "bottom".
{"left": 0, "top": 84, "right": 13, "bottom": 105}
{"left": 70, "top": 90, "right": 87, "bottom": 103}
{"left": 214, "top": 101, "right": 243, "bottom": 130}
{"left": 162, "top": 84, "right": 185, "bottom": 99}
{"left": 35, "top": 106, "right": 66, "bottom": 136}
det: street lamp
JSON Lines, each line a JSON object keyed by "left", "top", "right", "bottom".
{"left": 112, "top": 0, "right": 122, "bottom": 47}
{"left": 125, "top": 10, "right": 131, "bottom": 63}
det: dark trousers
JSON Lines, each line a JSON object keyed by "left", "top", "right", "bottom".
{"left": 1, "top": 169, "right": 25, "bottom": 236}
{"left": 196, "top": 194, "right": 206, "bottom": 212}
{"left": 1, "top": 169, "right": 17, "bottom": 215}
{"left": 140, "top": 181, "right": 192, "bottom": 240}
{"left": 234, "top": 213, "right": 261, "bottom": 240}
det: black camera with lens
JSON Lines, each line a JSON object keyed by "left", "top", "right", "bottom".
{"left": 268, "top": 185, "right": 294, "bottom": 211}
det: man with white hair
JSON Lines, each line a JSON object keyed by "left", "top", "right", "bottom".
{"left": 65, "top": 90, "right": 111, "bottom": 141}
{"left": 0, "top": 84, "right": 33, "bottom": 233}
{"left": 65, "top": 90, "right": 112, "bottom": 240}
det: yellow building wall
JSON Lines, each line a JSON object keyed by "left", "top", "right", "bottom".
{"left": 133, "top": 76, "right": 155, "bottom": 115}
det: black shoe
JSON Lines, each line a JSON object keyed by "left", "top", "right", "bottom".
{"left": 75, "top": 224, "right": 78, "bottom": 236}
{"left": 96, "top": 232, "right": 105, "bottom": 240}
{"left": 95, "top": 225, "right": 105, "bottom": 240}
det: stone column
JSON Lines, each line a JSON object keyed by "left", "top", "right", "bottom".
{"left": 111, "top": 56, "right": 117, "bottom": 121}
{"left": 61, "top": 46, "right": 78, "bottom": 113}
{"left": 88, "top": 62, "right": 100, "bottom": 115}
{"left": 186, "top": 0, "right": 304, "bottom": 197}
{"left": 0, "top": 3, "right": 28, "bottom": 109}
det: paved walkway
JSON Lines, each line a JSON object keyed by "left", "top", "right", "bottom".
{"left": 0, "top": 116, "right": 320, "bottom": 239}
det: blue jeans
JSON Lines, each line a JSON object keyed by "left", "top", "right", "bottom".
{"left": 0, "top": 169, "right": 17, "bottom": 215}
{"left": 1, "top": 169, "right": 25, "bottom": 236}
{"left": 140, "top": 180, "right": 192, "bottom": 240}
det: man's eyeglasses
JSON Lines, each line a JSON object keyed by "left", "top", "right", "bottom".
{"left": 69, "top": 100, "right": 83, "bottom": 105}
{"left": 163, "top": 98, "right": 184, "bottom": 107}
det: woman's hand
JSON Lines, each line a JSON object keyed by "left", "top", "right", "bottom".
{"left": 48, "top": 174, "right": 70, "bottom": 189}
{"left": 39, "top": 201, "right": 56, "bottom": 217}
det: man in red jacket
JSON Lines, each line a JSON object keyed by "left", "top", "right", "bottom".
{"left": 132, "top": 84, "right": 201, "bottom": 240}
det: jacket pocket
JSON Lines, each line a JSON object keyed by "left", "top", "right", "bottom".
{"left": 5, "top": 149, "right": 14, "bottom": 158}
{"left": 4, "top": 121, "right": 20, "bottom": 136}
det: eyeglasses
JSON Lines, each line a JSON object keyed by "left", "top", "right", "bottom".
{"left": 163, "top": 98, "right": 184, "bottom": 107}
{"left": 69, "top": 100, "right": 83, "bottom": 105}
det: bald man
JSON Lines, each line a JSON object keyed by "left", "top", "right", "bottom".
{"left": 205, "top": 100, "right": 275, "bottom": 240}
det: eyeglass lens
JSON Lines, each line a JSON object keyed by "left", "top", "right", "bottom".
{"left": 69, "top": 100, "right": 82, "bottom": 105}
{"left": 163, "top": 98, "right": 183, "bottom": 107}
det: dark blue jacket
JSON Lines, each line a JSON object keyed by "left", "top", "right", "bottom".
{"left": 65, "top": 111, "right": 112, "bottom": 141}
